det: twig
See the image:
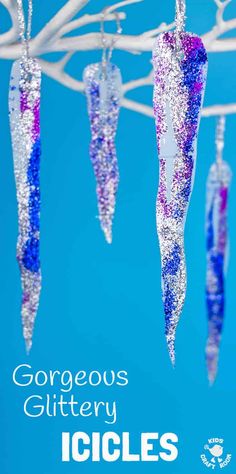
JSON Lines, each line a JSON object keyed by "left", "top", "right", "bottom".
{"left": 33, "top": 0, "right": 89, "bottom": 50}
{"left": 0, "top": 0, "right": 236, "bottom": 118}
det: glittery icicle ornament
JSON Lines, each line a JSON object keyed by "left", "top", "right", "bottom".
{"left": 153, "top": 0, "right": 208, "bottom": 364}
{"left": 84, "top": 62, "right": 122, "bottom": 244}
{"left": 205, "top": 116, "right": 232, "bottom": 385}
{"left": 9, "top": 0, "right": 41, "bottom": 353}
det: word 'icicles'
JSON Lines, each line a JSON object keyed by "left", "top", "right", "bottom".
{"left": 9, "top": 57, "right": 42, "bottom": 353}
{"left": 153, "top": 31, "right": 207, "bottom": 364}
{"left": 84, "top": 62, "right": 122, "bottom": 244}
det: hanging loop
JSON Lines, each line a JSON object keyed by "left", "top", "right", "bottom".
{"left": 17, "top": 0, "right": 33, "bottom": 60}
{"left": 175, "top": 0, "right": 186, "bottom": 60}
{"left": 175, "top": 0, "right": 186, "bottom": 33}
{"left": 100, "top": 8, "right": 123, "bottom": 68}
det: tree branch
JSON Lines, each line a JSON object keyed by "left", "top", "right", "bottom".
{"left": 1, "top": 0, "right": 236, "bottom": 118}
{"left": 122, "top": 70, "right": 153, "bottom": 93}
{"left": 39, "top": 57, "right": 84, "bottom": 92}
{"left": 0, "top": 0, "right": 18, "bottom": 45}
{"left": 33, "top": 0, "right": 89, "bottom": 50}
{"left": 57, "top": 12, "right": 127, "bottom": 38}
{"left": 202, "top": 0, "right": 236, "bottom": 50}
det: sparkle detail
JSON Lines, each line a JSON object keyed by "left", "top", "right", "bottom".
{"left": 83, "top": 62, "right": 122, "bottom": 244}
{"left": 153, "top": 32, "right": 208, "bottom": 364}
{"left": 9, "top": 57, "right": 41, "bottom": 353}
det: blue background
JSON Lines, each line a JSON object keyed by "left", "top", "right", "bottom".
{"left": 0, "top": 0, "right": 235, "bottom": 472}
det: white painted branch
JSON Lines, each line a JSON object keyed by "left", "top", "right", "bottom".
{"left": 142, "top": 22, "right": 175, "bottom": 38}
{"left": 33, "top": 0, "right": 89, "bottom": 50}
{"left": 202, "top": 103, "right": 236, "bottom": 117}
{"left": 0, "top": 0, "right": 236, "bottom": 56}
{"left": 39, "top": 57, "right": 84, "bottom": 92}
{"left": 206, "top": 37, "right": 236, "bottom": 52}
{"left": 58, "top": 12, "right": 127, "bottom": 38}
{"left": 104, "top": 0, "right": 143, "bottom": 14}
{"left": 0, "top": 34, "right": 149, "bottom": 58}
{"left": 0, "top": 0, "right": 18, "bottom": 45}
{"left": 214, "top": 0, "right": 232, "bottom": 27}
{"left": 53, "top": 0, "right": 143, "bottom": 40}
{"left": 121, "top": 97, "right": 154, "bottom": 116}
{"left": 1, "top": 0, "right": 236, "bottom": 118}
{"left": 122, "top": 70, "right": 153, "bottom": 93}
{"left": 202, "top": 19, "right": 236, "bottom": 48}
{"left": 1, "top": 32, "right": 236, "bottom": 58}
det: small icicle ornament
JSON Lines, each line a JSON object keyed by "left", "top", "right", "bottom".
{"left": 84, "top": 62, "right": 122, "bottom": 244}
{"left": 153, "top": 0, "right": 208, "bottom": 364}
{"left": 84, "top": 11, "right": 123, "bottom": 244}
{"left": 205, "top": 116, "right": 232, "bottom": 385}
{"left": 9, "top": 0, "right": 41, "bottom": 353}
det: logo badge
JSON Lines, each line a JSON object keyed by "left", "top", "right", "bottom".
{"left": 200, "top": 438, "right": 231, "bottom": 470}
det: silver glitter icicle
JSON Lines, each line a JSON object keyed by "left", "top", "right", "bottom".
{"left": 84, "top": 10, "right": 123, "bottom": 244}
{"left": 84, "top": 63, "right": 122, "bottom": 243}
{"left": 153, "top": 0, "right": 208, "bottom": 364}
{"left": 9, "top": 0, "right": 41, "bottom": 352}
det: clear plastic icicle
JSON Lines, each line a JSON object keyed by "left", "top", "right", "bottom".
{"left": 205, "top": 116, "right": 232, "bottom": 385}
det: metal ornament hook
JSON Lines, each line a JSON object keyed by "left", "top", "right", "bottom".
{"left": 100, "top": 8, "right": 123, "bottom": 71}
{"left": 17, "top": 0, "right": 33, "bottom": 60}
{"left": 175, "top": 0, "right": 186, "bottom": 60}
{"left": 175, "top": 0, "right": 186, "bottom": 33}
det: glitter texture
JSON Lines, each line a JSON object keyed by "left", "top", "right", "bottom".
{"left": 153, "top": 32, "right": 208, "bottom": 364}
{"left": 9, "top": 57, "right": 41, "bottom": 352}
{"left": 83, "top": 62, "right": 122, "bottom": 244}
{"left": 206, "top": 160, "right": 232, "bottom": 385}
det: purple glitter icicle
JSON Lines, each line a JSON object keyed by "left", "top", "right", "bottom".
{"left": 84, "top": 62, "right": 122, "bottom": 244}
{"left": 153, "top": 32, "right": 207, "bottom": 364}
{"left": 206, "top": 141, "right": 232, "bottom": 385}
{"left": 9, "top": 57, "right": 41, "bottom": 353}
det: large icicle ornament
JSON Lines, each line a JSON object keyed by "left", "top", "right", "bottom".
{"left": 205, "top": 116, "right": 232, "bottom": 385}
{"left": 153, "top": 0, "right": 208, "bottom": 364}
{"left": 9, "top": 0, "right": 42, "bottom": 353}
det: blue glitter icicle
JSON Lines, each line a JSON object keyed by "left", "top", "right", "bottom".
{"left": 9, "top": 57, "right": 42, "bottom": 352}
{"left": 153, "top": 28, "right": 207, "bottom": 365}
